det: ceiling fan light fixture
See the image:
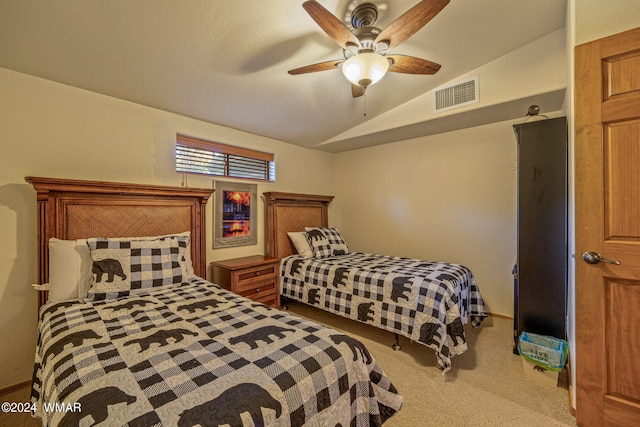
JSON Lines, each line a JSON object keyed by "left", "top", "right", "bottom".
{"left": 341, "top": 52, "right": 389, "bottom": 88}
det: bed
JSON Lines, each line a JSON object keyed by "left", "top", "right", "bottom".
{"left": 26, "top": 177, "right": 402, "bottom": 426}
{"left": 264, "top": 191, "right": 488, "bottom": 373}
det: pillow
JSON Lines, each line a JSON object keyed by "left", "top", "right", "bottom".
{"left": 159, "top": 231, "right": 195, "bottom": 278}
{"left": 102, "top": 232, "right": 195, "bottom": 278}
{"left": 85, "top": 235, "right": 190, "bottom": 301}
{"left": 46, "top": 238, "right": 93, "bottom": 302}
{"left": 305, "top": 227, "right": 349, "bottom": 258}
{"left": 43, "top": 232, "right": 195, "bottom": 303}
{"left": 109, "top": 231, "right": 194, "bottom": 278}
{"left": 287, "top": 231, "right": 313, "bottom": 258}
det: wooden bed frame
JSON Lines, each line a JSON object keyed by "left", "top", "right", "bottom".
{"left": 26, "top": 177, "right": 213, "bottom": 308}
{"left": 264, "top": 192, "right": 334, "bottom": 259}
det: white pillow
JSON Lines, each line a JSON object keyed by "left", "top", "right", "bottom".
{"left": 48, "top": 238, "right": 93, "bottom": 303}
{"left": 287, "top": 231, "right": 313, "bottom": 258}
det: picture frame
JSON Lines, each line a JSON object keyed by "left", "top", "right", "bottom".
{"left": 213, "top": 181, "right": 258, "bottom": 248}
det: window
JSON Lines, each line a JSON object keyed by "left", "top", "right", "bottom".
{"left": 176, "top": 134, "right": 275, "bottom": 182}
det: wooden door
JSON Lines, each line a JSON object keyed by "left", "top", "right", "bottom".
{"left": 575, "top": 26, "right": 640, "bottom": 426}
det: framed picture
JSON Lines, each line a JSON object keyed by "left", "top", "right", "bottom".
{"left": 214, "top": 181, "right": 258, "bottom": 248}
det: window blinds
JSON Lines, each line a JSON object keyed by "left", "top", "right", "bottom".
{"left": 176, "top": 134, "right": 275, "bottom": 182}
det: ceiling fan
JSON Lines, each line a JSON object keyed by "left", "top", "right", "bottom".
{"left": 288, "top": 0, "right": 449, "bottom": 98}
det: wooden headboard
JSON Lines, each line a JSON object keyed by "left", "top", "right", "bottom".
{"left": 264, "top": 192, "right": 334, "bottom": 259}
{"left": 26, "top": 177, "right": 213, "bottom": 307}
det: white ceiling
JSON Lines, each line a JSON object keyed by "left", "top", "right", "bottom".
{"left": 0, "top": 0, "right": 567, "bottom": 152}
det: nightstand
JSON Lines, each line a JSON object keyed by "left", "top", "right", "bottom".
{"left": 211, "top": 255, "right": 280, "bottom": 308}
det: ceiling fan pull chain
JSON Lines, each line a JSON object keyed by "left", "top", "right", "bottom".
{"left": 363, "top": 93, "right": 367, "bottom": 117}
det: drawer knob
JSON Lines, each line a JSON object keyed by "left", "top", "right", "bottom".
{"left": 255, "top": 288, "right": 260, "bottom": 293}
{"left": 255, "top": 272, "right": 260, "bottom": 276}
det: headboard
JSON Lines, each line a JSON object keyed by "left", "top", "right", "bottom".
{"left": 264, "top": 192, "right": 334, "bottom": 259}
{"left": 26, "top": 177, "right": 213, "bottom": 308}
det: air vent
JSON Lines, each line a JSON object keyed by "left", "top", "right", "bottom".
{"left": 433, "top": 76, "right": 479, "bottom": 112}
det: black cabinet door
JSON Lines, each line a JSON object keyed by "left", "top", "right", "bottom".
{"left": 514, "top": 116, "right": 568, "bottom": 350}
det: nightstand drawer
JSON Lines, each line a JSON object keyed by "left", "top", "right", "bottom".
{"left": 237, "top": 278, "right": 277, "bottom": 301}
{"left": 248, "top": 289, "right": 278, "bottom": 307}
{"left": 235, "top": 273, "right": 277, "bottom": 294}
{"left": 234, "top": 264, "right": 277, "bottom": 285}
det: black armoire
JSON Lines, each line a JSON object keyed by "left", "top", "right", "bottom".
{"left": 513, "top": 116, "right": 568, "bottom": 353}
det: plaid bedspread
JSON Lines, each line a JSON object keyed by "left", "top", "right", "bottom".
{"left": 31, "top": 277, "right": 402, "bottom": 426}
{"left": 281, "top": 253, "right": 488, "bottom": 372}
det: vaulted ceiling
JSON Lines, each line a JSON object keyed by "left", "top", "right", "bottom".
{"left": 0, "top": 0, "right": 567, "bottom": 152}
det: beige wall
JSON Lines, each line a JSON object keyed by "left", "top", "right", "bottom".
{"left": 0, "top": 68, "right": 334, "bottom": 389}
{"left": 575, "top": 0, "right": 640, "bottom": 45}
{"left": 333, "top": 119, "right": 526, "bottom": 317}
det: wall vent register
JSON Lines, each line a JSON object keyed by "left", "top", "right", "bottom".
{"left": 433, "top": 76, "right": 479, "bottom": 112}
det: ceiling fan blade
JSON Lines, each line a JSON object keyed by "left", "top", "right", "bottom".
{"left": 288, "top": 59, "right": 344, "bottom": 75}
{"left": 387, "top": 54, "right": 441, "bottom": 74}
{"left": 351, "top": 84, "right": 366, "bottom": 98}
{"left": 375, "top": 0, "right": 450, "bottom": 50}
{"left": 303, "top": 0, "right": 361, "bottom": 49}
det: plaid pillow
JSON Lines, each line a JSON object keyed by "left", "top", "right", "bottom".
{"left": 85, "top": 235, "right": 189, "bottom": 301}
{"left": 305, "top": 227, "right": 349, "bottom": 258}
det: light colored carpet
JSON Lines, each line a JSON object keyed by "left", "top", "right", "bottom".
{"left": 0, "top": 302, "right": 576, "bottom": 427}
{"left": 288, "top": 301, "right": 576, "bottom": 427}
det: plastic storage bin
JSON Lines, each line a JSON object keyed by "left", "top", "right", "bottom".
{"left": 518, "top": 332, "right": 568, "bottom": 372}
{"left": 518, "top": 332, "right": 568, "bottom": 387}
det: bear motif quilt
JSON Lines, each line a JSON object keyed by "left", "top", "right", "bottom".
{"left": 31, "top": 278, "right": 402, "bottom": 426}
{"left": 280, "top": 252, "right": 488, "bottom": 372}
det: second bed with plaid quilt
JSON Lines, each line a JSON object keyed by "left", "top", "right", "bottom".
{"left": 31, "top": 277, "right": 402, "bottom": 426}
{"left": 281, "top": 252, "right": 488, "bottom": 372}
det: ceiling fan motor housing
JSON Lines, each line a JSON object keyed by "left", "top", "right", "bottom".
{"left": 351, "top": 3, "right": 378, "bottom": 28}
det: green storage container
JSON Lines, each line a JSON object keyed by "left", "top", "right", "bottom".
{"left": 518, "top": 332, "right": 568, "bottom": 372}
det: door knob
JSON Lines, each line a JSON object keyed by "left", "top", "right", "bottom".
{"left": 582, "top": 251, "right": 620, "bottom": 265}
